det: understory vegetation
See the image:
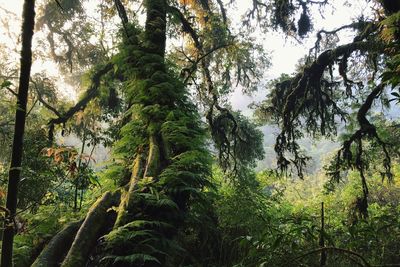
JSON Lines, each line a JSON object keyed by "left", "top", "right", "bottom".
{"left": 0, "top": 0, "right": 400, "bottom": 266}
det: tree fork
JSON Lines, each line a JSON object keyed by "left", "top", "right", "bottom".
{"left": 1, "top": 0, "right": 36, "bottom": 266}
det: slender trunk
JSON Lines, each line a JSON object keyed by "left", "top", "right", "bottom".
{"left": 74, "top": 130, "right": 86, "bottom": 211}
{"left": 320, "top": 202, "right": 327, "bottom": 266}
{"left": 79, "top": 189, "right": 84, "bottom": 210}
{"left": 1, "top": 1, "right": 35, "bottom": 266}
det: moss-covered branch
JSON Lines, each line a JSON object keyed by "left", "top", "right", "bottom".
{"left": 48, "top": 62, "right": 113, "bottom": 140}
{"left": 60, "top": 190, "right": 120, "bottom": 267}
{"left": 268, "top": 40, "right": 389, "bottom": 177}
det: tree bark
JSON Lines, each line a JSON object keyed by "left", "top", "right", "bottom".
{"left": 114, "top": 154, "right": 143, "bottom": 227}
{"left": 113, "top": 0, "right": 168, "bottom": 228}
{"left": 60, "top": 191, "right": 120, "bottom": 267}
{"left": 1, "top": 0, "right": 36, "bottom": 266}
{"left": 31, "top": 220, "right": 83, "bottom": 267}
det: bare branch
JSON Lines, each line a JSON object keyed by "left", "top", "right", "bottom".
{"left": 30, "top": 79, "right": 62, "bottom": 117}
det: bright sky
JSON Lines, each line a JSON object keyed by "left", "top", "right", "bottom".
{"left": 228, "top": 0, "right": 373, "bottom": 112}
{"left": 0, "top": 0, "right": 373, "bottom": 108}
{"left": 0, "top": 0, "right": 77, "bottom": 99}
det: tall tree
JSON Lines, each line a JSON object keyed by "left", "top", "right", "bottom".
{"left": 29, "top": 0, "right": 267, "bottom": 265}
{"left": 1, "top": 0, "right": 36, "bottom": 266}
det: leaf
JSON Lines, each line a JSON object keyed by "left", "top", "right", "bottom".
{"left": 272, "top": 235, "right": 283, "bottom": 250}
{"left": 102, "top": 254, "right": 161, "bottom": 265}
{"left": 1, "top": 80, "right": 12, "bottom": 88}
{"left": 89, "top": 175, "right": 100, "bottom": 186}
{"left": 155, "top": 198, "right": 179, "bottom": 210}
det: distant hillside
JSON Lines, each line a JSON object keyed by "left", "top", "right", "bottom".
{"left": 256, "top": 125, "right": 339, "bottom": 174}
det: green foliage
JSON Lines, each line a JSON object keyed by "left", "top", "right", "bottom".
{"left": 383, "top": 53, "right": 400, "bottom": 88}
{"left": 211, "top": 111, "right": 264, "bottom": 173}
{"left": 4, "top": 1, "right": 400, "bottom": 267}
{"left": 209, "top": 167, "right": 400, "bottom": 266}
{"left": 0, "top": 128, "right": 66, "bottom": 209}
{"left": 98, "top": 18, "right": 214, "bottom": 266}
{"left": 12, "top": 203, "right": 83, "bottom": 267}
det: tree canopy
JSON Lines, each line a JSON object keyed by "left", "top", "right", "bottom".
{"left": 0, "top": 0, "right": 399, "bottom": 266}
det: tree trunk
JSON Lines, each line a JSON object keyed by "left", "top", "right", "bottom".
{"left": 114, "top": 154, "right": 143, "bottom": 228}
{"left": 60, "top": 191, "right": 120, "bottom": 267}
{"left": 1, "top": 1, "right": 36, "bottom": 266}
{"left": 31, "top": 220, "right": 83, "bottom": 267}
{"left": 114, "top": 0, "right": 167, "bottom": 227}
{"left": 320, "top": 202, "right": 327, "bottom": 266}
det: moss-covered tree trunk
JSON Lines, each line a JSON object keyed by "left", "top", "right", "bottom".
{"left": 31, "top": 220, "right": 83, "bottom": 267}
{"left": 113, "top": 0, "right": 169, "bottom": 227}
{"left": 31, "top": 0, "right": 211, "bottom": 265}
{"left": 61, "top": 191, "right": 120, "bottom": 267}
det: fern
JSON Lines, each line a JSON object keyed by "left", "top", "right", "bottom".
{"left": 103, "top": 254, "right": 161, "bottom": 265}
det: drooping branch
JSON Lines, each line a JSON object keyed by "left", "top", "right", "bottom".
{"left": 215, "top": 0, "right": 227, "bottom": 25}
{"left": 113, "top": 0, "right": 132, "bottom": 41}
{"left": 113, "top": 0, "right": 128, "bottom": 24}
{"left": 334, "top": 85, "right": 384, "bottom": 163}
{"left": 46, "top": 23, "right": 75, "bottom": 71}
{"left": 30, "top": 79, "right": 62, "bottom": 117}
{"left": 168, "top": 4, "right": 260, "bottom": 174}
{"left": 283, "top": 40, "right": 385, "bottom": 129}
{"left": 167, "top": 5, "right": 202, "bottom": 49}
{"left": 326, "top": 84, "right": 392, "bottom": 217}
{"left": 271, "top": 40, "right": 388, "bottom": 177}
{"left": 167, "top": 4, "right": 234, "bottom": 85}
{"left": 182, "top": 43, "right": 233, "bottom": 85}
{"left": 308, "top": 21, "right": 375, "bottom": 57}
{"left": 48, "top": 62, "right": 113, "bottom": 141}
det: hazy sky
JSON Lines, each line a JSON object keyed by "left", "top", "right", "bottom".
{"left": 0, "top": 0, "right": 372, "bottom": 109}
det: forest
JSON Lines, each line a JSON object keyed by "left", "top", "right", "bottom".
{"left": 0, "top": 0, "right": 399, "bottom": 266}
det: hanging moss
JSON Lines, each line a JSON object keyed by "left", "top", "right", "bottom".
{"left": 297, "top": 9, "right": 311, "bottom": 37}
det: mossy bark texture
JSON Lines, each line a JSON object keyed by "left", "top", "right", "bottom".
{"left": 31, "top": 220, "right": 83, "bottom": 267}
{"left": 60, "top": 191, "right": 120, "bottom": 267}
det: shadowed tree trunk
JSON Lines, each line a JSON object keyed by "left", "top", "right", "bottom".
{"left": 1, "top": 0, "right": 36, "bottom": 266}
{"left": 61, "top": 191, "right": 120, "bottom": 267}
{"left": 31, "top": 220, "right": 83, "bottom": 267}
